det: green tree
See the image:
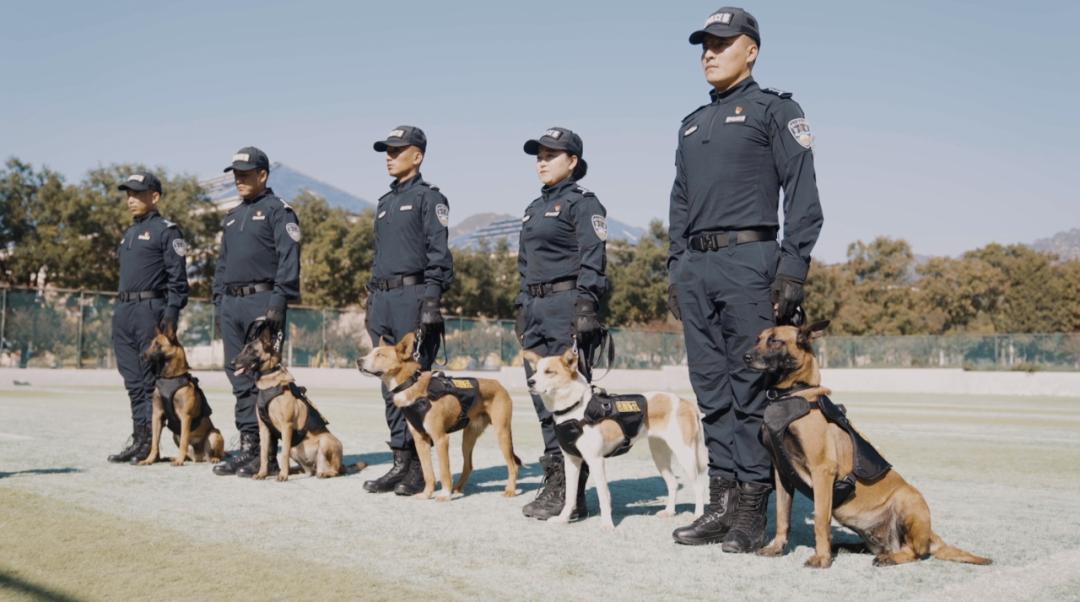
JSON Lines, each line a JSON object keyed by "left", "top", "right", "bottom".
{"left": 605, "top": 219, "right": 671, "bottom": 327}
{"left": 291, "top": 192, "right": 374, "bottom": 307}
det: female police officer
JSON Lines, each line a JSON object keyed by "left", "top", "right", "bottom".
{"left": 516, "top": 127, "right": 609, "bottom": 521}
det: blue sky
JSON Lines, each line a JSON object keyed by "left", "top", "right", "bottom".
{"left": 2, "top": 1, "right": 1077, "bottom": 262}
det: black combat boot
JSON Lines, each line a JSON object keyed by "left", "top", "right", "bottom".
{"left": 393, "top": 451, "right": 426, "bottom": 496}
{"left": 237, "top": 435, "right": 280, "bottom": 478}
{"left": 522, "top": 454, "right": 567, "bottom": 520}
{"left": 363, "top": 446, "right": 412, "bottom": 493}
{"left": 107, "top": 421, "right": 149, "bottom": 464}
{"left": 212, "top": 432, "right": 259, "bottom": 476}
{"left": 721, "top": 481, "right": 773, "bottom": 553}
{"left": 672, "top": 476, "right": 740, "bottom": 545}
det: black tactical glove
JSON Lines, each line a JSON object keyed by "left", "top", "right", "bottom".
{"left": 213, "top": 306, "right": 222, "bottom": 339}
{"left": 420, "top": 296, "right": 443, "bottom": 328}
{"left": 771, "top": 275, "right": 805, "bottom": 325}
{"left": 265, "top": 306, "right": 286, "bottom": 333}
{"left": 159, "top": 306, "right": 179, "bottom": 333}
{"left": 667, "top": 284, "right": 681, "bottom": 321}
{"left": 514, "top": 306, "right": 527, "bottom": 342}
{"left": 574, "top": 299, "right": 601, "bottom": 336}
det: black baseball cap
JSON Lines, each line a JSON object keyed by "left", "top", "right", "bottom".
{"left": 118, "top": 171, "right": 163, "bottom": 195}
{"left": 373, "top": 125, "right": 427, "bottom": 153}
{"left": 689, "top": 7, "right": 761, "bottom": 46}
{"left": 224, "top": 146, "right": 270, "bottom": 173}
{"left": 523, "top": 127, "right": 588, "bottom": 179}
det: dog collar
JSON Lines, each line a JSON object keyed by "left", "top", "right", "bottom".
{"left": 390, "top": 370, "right": 422, "bottom": 395}
{"left": 552, "top": 400, "right": 583, "bottom": 417}
{"left": 766, "top": 382, "right": 815, "bottom": 401}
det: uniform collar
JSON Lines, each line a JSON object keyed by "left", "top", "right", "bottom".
{"left": 133, "top": 210, "right": 159, "bottom": 224}
{"left": 242, "top": 187, "right": 274, "bottom": 205}
{"left": 710, "top": 76, "right": 757, "bottom": 103}
{"left": 390, "top": 172, "right": 424, "bottom": 193}
{"left": 541, "top": 178, "right": 577, "bottom": 199}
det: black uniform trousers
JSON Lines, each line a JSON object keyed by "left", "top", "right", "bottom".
{"left": 520, "top": 288, "right": 596, "bottom": 457}
{"left": 366, "top": 284, "right": 438, "bottom": 450}
{"left": 112, "top": 298, "right": 165, "bottom": 426}
{"left": 674, "top": 240, "right": 778, "bottom": 485}
{"left": 220, "top": 290, "right": 284, "bottom": 436}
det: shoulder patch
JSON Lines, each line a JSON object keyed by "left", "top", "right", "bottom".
{"left": 681, "top": 103, "right": 709, "bottom": 123}
{"left": 285, "top": 222, "right": 302, "bottom": 242}
{"left": 435, "top": 203, "right": 449, "bottom": 227}
{"left": 171, "top": 238, "right": 189, "bottom": 257}
{"left": 590, "top": 215, "right": 608, "bottom": 241}
{"left": 787, "top": 118, "right": 814, "bottom": 149}
{"left": 762, "top": 87, "right": 793, "bottom": 99}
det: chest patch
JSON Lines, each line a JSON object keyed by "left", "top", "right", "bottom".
{"left": 285, "top": 222, "right": 302, "bottom": 242}
{"left": 435, "top": 203, "right": 449, "bottom": 227}
{"left": 683, "top": 125, "right": 698, "bottom": 137}
{"left": 591, "top": 215, "right": 608, "bottom": 241}
{"left": 252, "top": 210, "right": 266, "bottom": 221}
{"left": 787, "top": 118, "right": 814, "bottom": 149}
{"left": 138, "top": 231, "right": 151, "bottom": 241}
{"left": 226, "top": 219, "right": 236, "bottom": 227}
{"left": 172, "top": 238, "right": 189, "bottom": 257}
{"left": 725, "top": 115, "right": 747, "bottom": 123}
{"left": 399, "top": 204, "right": 413, "bottom": 211}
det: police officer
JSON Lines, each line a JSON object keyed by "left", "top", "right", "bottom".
{"left": 517, "top": 127, "right": 609, "bottom": 520}
{"left": 668, "top": 8, "right": 824, "bottom": 552}
{"left": 108, "top": 171, "right": 189, "bottom": 463}
{"left": 211, "top": 147, "right": 302, "bottom": 477}
{"left": 363, "top": 126, "right": 454, "bottom": 496}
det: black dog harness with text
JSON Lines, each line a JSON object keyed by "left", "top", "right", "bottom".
{"left": 256, "top": 382, "right": 328, "bottom": 447}
{"left": 401, "top": 372, "right": 480, "bottom": 437}
{"left": 554, "top": 389, "right": 647, "bottom": 458}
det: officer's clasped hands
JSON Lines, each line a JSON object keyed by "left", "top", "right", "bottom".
{"left": 771, "top": 275, "right": 805, "bottom": 325}
{"left": 574, "top": 299, "right": 601, "bottom": 336}
{"left": 420, "top": 296, "right": 444, "bottom": 328}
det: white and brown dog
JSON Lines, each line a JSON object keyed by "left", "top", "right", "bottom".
{"left": 524, "top": 349, "right": 707, "bottom": 529}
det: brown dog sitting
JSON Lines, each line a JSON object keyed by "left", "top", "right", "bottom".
{"left": 232, "top": 322, "right": 360, "bottom": 481}
{"left": 745, "top": 320, "right": 991, "bottom": 569}
{"left": 357, "top": 332, "right": 521, "bottom": 501}
{"left": 139, "top": 324, "right": 224, "bottom": 466}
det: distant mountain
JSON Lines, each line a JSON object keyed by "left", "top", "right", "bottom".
{"left": 201, "top": 163, "right": 372, "bottom": 213}
{"left": 1032, "top": 228, "right": 1080, "bottom": 261}
{"left": 449, "top": 212, "right": 645, "bottom": 251}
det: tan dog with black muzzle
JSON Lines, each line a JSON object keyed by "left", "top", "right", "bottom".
{"left": 745, "top": 320, "right": 991, "bottom": 568}
{"left": 232, "top": 324, "right": 361, "bottom": 481}
{"left": 357, "top": 332, "right": 521, "bottom": 501}
{"left": 139, "top": 324, "right": 224, "bottom": 466}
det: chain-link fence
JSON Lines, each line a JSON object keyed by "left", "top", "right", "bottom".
{"left": 1, "top": 286, "right": 1078, "bottom": 371}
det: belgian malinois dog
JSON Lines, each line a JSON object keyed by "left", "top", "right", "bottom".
{"left": 357, "top": 332, "right": 521, "bottom": 501}
{"left": 139, "top": 324, "right": 224, "bottom": 466}
{"left": 745, "top": 320, "right": 991, "bottom": 568}
{"left": 232, "top": 322, "right": 361, "bottom": 481}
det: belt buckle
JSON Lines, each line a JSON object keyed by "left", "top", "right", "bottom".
{"left": 378, "top": 280, "right": 390, "bottom": 292}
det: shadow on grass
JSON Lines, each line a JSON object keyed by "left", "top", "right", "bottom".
{"left": 344, "top": 452, "right": 392, "bottom": 468}
{"left": 454, "top": 460, "right": 544, "bottom": 494}
{"left": 0, "top": 569, "right": 83, "bottom": 601}
{"left": 0, "top": 467, "right": 81, "bottom": 479}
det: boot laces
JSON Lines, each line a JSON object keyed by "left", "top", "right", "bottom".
{"left": 535, "top": 460, "right": 565, "bottom": 501}
{"left": 731, "top": 488, "right": 768, "bottom": 531}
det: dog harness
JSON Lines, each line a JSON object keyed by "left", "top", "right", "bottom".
{"left": 256, "top": 381, "right": 328, "bottom": 447}
{"left": 553, "top": 388, "right": 647, "bottom": 458}
{"left": 762, "top": 385, "right": 892, "bottom": 508}
{"left": 155, "top": 373, "right": 212, "bottom": 435}
{"left": 401, "top": 372, "right": 480, "bottom": 437}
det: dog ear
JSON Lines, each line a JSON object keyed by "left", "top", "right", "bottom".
{"left": 396, "top": 332, "right": 416, "bottom": 359}
{"left": 806, "top": 320, "right": 830, "bottom": 341}
{"left": 561, "top": 347, "right": 578, "bottom": 374}
{"left": 163, "top": 320, "right": 178, "bottom": 343}
{"left": 522, "top": 350, "right": 541, "bottom": 370}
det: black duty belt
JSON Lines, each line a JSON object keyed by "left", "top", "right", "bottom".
{"left": 688, "top": 227, "right": 777, "bottom": 252}
{"left": 372, "top": 273, "right": 425, "bottom": 292}
{"left": 225, "top": 282, "right": 273, "bottom": 297}
{"left": 117, "top": 290, "right": 165, "bottom": 302}
{"left": 527, "top": 278, "right": 576, "bottom": 298}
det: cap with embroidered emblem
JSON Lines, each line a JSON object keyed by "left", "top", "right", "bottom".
{"left": 224, "top": 146, "right": 270, "bottom": 173}
{"left": 523, "top": 126, "right": 588, "bottom": 179}
{"left": 689, "top": 7, "right": 760, "bottom": 46}
{"left": 373, "top": 125, "right": 427, "bottom": 152}
{"left": 118, "top": 171, "right": 163, "bottom": 194}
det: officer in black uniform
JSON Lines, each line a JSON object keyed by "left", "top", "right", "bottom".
{"left": 668, "top": 8, "right": 824, "bottom": 551}
{"left": 211, "top": 147, "right": 302, "bottom": 477}
{"left": 516, "top": 127, "right": 609, "bottom": 520}
{"left": 362, "top": 126, "right": 454, "bottom": 496}
{"left": 108, "top": 171, "right": 189, "bottom": 463}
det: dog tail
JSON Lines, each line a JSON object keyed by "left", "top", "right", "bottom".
{"left": 930, "top": 533, "right": 992, "bottom": 565}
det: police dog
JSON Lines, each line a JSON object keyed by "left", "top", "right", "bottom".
{"left": 357, "top": 332, "right": 521, "bottom": 501}
{"left": 523, "top": 349, "right": 707, "bottom": 529}
{"left": 139, "top": 324, "right": 224, "bottom": 466}
{"left": 232, "top": 323, "right": 357, "bottom": 481}
{"left": 745, "top": 321, "right": 991, "bottom": 568}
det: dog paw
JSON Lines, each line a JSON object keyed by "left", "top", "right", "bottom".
{"left": 253, "top": 472, "right": 268, "bottom": 480}
{"left": 872, "top": 555, "right": 896, "bottom": 567}
{"left": 276, "top": 472, "right": 289, "bottom": 482}
{"left": 656, "top": 509, "right": 676, "bottom": 518}
{"left": 548, "top": 515, "right": 570, "bottom": 525}
{"left": 502, "top": 488, "right": 517, "bottom": 498}
{"left": 757, "top": 541, "right": 787, "bottom": 557}
{"left": 804, "top": 554, "right": 833, "bottom": 569}
{"left": 413, "top": 491, "right": 433, "bottom": 500}
{"left": 600, "top": 520, "right": 616, "bottom": 531}
{"left": 137, "top": 458, "right": 155, "bottom": 466}
{"left": 436, "top": 493, "right": 452, "bottom": 503}
{"left": 170, "top": 459, "right": 186, "bottom": 467}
